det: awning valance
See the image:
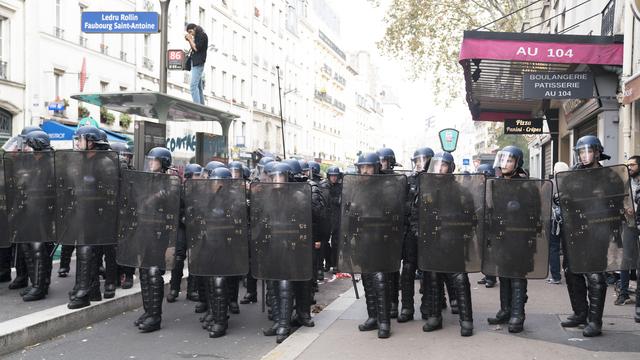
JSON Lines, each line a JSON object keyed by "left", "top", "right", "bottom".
{"left": 459, "top": 31, "right": 623, "bottom": 121}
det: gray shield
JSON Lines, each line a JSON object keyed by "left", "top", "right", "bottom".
{"left": 3, "top": 151, "right": 56, "bottom": 244}
{"left": 0, "top": 156, "right": 8, "bottom": 248}
{"left": 482, "top": 178, "right": 552, "bottom": 279}
{"left": 250, "top": 182, "right": 312, "bottom": 281}
{"left": 556, "top": 165, "right": 638, "bottom": 273}
{"left": 116, "top": 170, "right": 180, "bottom": 270}
{"left": 417, "top": 173, "right": 485, "bottom": 273}
{"left": 185, "top": 178, "right": 249, "bottom": 276}
{"left": 55, "top": 150, "right": 120, "bottom": 246}
{"left": 337, "top": 174, "right": 407, "bottom": 274}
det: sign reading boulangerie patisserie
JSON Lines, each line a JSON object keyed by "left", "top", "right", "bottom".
{"left": 504, "top": 119, "right": 543, "bottom": 135}
{"left": 523, "top": 72, "right": 593, "bottom": 99}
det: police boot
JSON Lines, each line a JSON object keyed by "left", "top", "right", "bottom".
{"left": 358, "top": 273, "right": 378, "bottom": 331}
{"left": 227, "top": 276, "right": 241, "bottom": 314}
{"left": 263, "top": 283, "right": 280, "bottom": 337}
{"left": 276, "top": 280, "right": 293, "bottom": 343}
{"left": 241, "top": 272, "right": 258, "bottom": 304}
{"left": 398, "top": 262, "right": 416, "bottom": 323}
{"left": 89, "top": 248, "right": 102, "bottom": 302}
{"left": 8, "top": 247, "right": 28, "bottom": 289}
{"left": 0, "top": 247, "right": 12, "bottom": 282}
{"left": 635, "top": 284, "right": 640, "bottom": 323}
{"left": 186, "top": 274, "right": 199, "bottom": 301}
{"left": 388, "top": 271, "right": 400, "bottom": 319}
{"left": 583, "top": 273, "right": 606, "bottom": 337}
{"left": 201, "top": 277, "right": 216, "bottom": 328}
{"left": 444, "top": 273, "right": 458, "bottom": 314}
{"left": 561, "top": 270, "right": 588, "bottom": 327}
{"left": 488, "top": 278, "right": 511, "bottom": 325}
{"left": 103, "top": 245, "right": 118, "bottom": 299}
{"left": 508, "top": 279, "right": 527, "bottom": 333}
{"left": 209, "top": 277, "right": 229, "bottom": 338}
{"left": 23, "top": 243, "right": 49, "bottom": 302}
{"left": 68, "top": 246, "right": 94, "bottom": 309}
{"left": 139, "top": 267, "right": 163, "bottom": 333}
{"left": 58, "top": 245, "right": 74, "bottom": 277}
{"left": 134, "top": 269, "right": 151, "bottom": 327}
{"left": 292, "top": 280, "right": 315, "bottom": 328}
{"left": 194, "top": 276, "right": 208, "bottom": 313}
{"left": 374, "top": 272, "right": 391, "bottom": 339}
{"left": 453, "top": 273, "right": 473, "bottom": 337}
{"left": 20, "top": 244, "right": 35, "bottom": 297}
{"left": 422, "top": 271, "right": 443, "bottom": 332}
{"left": 167, "top": 255, "right": 185, "bottom": 303}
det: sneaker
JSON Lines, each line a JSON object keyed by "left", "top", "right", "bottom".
{"left": 546, "top": 278, "right": 561, "bottom": 285}
{"left": 615, "top": 294, "right": 631, "bottom": 306}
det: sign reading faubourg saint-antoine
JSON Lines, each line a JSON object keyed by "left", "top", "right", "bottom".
{"left": 504, "top": 119, "right": 543, "bottom": 135}
{"left": 523, "top": 72, "right": 593, "bottom": 99}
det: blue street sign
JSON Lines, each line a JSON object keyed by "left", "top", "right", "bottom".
{"left": 463, "top": 158, "right": 470, "bottom": 166}
{"left": 81, "top": 12, "right": 159, "bottom": 33}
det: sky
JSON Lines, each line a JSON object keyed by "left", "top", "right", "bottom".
{"left": 327, "top": 0, "right": 478, "bottom": 163}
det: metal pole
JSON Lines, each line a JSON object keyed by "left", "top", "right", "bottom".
{"left": 159, "top": 0, "right": 170, "bottom": 94}
{"left": 276, "top": 65, "right": 286, "bottom": 159}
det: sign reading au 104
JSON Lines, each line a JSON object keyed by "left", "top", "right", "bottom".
{"left": 523, "top": 72, "right": 593, "bottom": 99}
{"left": 81, "top": 12, "right": 159, "bottom": 33}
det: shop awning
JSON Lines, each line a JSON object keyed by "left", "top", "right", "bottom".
{"left": 459, "top": 31, "right": 623, "bottom": 121}
{"left": 42, "top": 120, "right": 129, "bottom": 143}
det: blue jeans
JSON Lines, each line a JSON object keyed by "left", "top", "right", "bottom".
{"left": 549, "top": 230, "right": 561, "bottom": 281}
{"left": 190, "top": 65, "right": 204, "bottom": 105}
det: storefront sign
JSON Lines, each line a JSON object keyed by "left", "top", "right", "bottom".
{"left": 438, "top": 128, "right": 459, "bottom": 152}
{"left": 503, "top": 119, "right": 543, "bottom": 134}
{"left": 523, "top": 72, "right": 593, "bottom": 99}
{"left": 623, "top": 73, "right": 640, "bottom": 105}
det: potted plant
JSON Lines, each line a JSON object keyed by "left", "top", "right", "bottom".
{"left": 104, "top": 112, "right": 116, "bottom": 126}
{"left": 119, "top": 113, "right": 132, "bottom": 129}
{"left": 100, "top": 106, "right": 108, "bottom": 123}
{"left": 78, "top": 105, "right": 90, "bottom": 119}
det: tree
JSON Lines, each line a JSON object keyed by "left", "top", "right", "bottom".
{"left": 372, "top": 0, "right": 527, "bottom": 104}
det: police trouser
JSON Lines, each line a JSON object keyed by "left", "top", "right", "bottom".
{"left": 21, "top": 242, "right": 53, "bottom": 291}
{"left": 563, "top": 251, "right": 606, "bottom": 326}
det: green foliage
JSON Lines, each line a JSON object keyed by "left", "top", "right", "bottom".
{"left": 119, "top": 113, "right": 132, "bottom": 129}
{"left": 372, "top": 0, "right": 527, "bottom": 104}
{"left": 78, "top": 105, "right": 90, "bottom": 119}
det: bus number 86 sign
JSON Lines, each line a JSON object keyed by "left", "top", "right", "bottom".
{"left": 167, "top": 49, "right": 185, "bottom": 70}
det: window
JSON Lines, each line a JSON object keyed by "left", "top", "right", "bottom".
{"left": 0, "top": 16, "right": 7, "bottom": 79}
{"left": 270, "top": 83, "right": 275, "bottom": 110}
{"left": 210, "top": 66, "right": 216, "bottom": 94}
{"left": 119, "top": 86, "right": 127, "bottom": 91}
{"left": 232, "top": 75, "right": 237, "bottom": 101}
{"left": 199, "top": 7, "right": 205, "bottom": 26}
{"left": 252, "top": 75, "right": 258, "bottom": 105}
{"left": 222, "top": 25, "right": 228, "bottom": 54}
{"left": 240, "top": 79, "right": 246, "bottom": 104}
{"left": 232, "top": 31, "right": 237, "bottom": 58}
{"left": 100, "top": 81, "right": 109, "bottom": 93}
{"left": 271, "top": 3, "right": 276, "bottom": 31}
{"left": 55, "top": 0, "right": 61, "bottom": 28}
{"left": 54, "top": 69, "right": 64, "bottom": 98}
{"left": 143, "top": 34, "right": 150, "bottom": 58}
{"left": 221, "top": 71, "right": 227, "bottom": 98}
{"left": 262, "top": 79, "right": 267, "bottom": 106}
{"left": 184, "top": 0, "right": 191, "bottom": 25}
{"left": 211, "top": 19, "right": 216, "bottom": 45}
{"left": 241, "top": 35, "right": 247, "bottom": 59}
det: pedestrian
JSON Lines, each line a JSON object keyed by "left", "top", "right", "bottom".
{"left": 185, "top": 23, "right": 208, "bottom": 105}
{"left": 615, "top": 155, "right": 640, "bottom": 305}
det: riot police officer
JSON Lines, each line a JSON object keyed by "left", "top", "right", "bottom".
{"left": 225, "top": 161, "right": 245, "bottom": 314}
{"left": 398, "top": 147, "right": 433, "bottom": 323}
{"left": 487, "top": 145, "right": 530, "bottom": 333}
{"left": 356, "top": 152, "right": 392, "bottom": 338}
{"left": 319, "top": 166, "right": 343, "bottom": 273}
{"left": 559, "top": 136, "right": 612, "bottom": 337}
{"left": 420, "top": 152, "right": 474, "bottom": 336}
{"left": 110, "top": 141, "right": 135, "bottom": 289}
{"left": 475, "top": 163, "right": 497, "bottom": 288}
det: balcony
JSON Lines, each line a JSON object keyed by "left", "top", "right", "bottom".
{"left": 78, "top": 36, "right": 88, "bottom": 47}
{"left": 100, "top": 44, "right": 109, "bottom": 55}
{"left": 53, "top": 27, "right": 65, "bottom": 39}
{"left": 143, "top": 57, "right": 154, "bottom": 71}
{"left": 120, "top": 51, "right": 127, "bottom": 62}
{"left": 601, "top": 0, "right": 615, "bottom": 36}
{"left": 0, "top": 61, "right": 7, "bottom": 80}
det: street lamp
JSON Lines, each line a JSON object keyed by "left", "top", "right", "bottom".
{"left": 159, "top": 0, "right": 170, "bottom": 94}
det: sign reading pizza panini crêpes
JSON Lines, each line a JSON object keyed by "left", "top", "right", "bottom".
{"left": 504, "top": 119, "right": 543, "bottom": 135}
{"left": 523, "top": 72, "right": 593, "bottom": 99}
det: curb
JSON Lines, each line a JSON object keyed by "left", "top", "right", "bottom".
{"left": 0, "top": 272, "right": 176, "bottom": 357}
{"left": 261, "top": 282, "right": 361, "bottom": 360}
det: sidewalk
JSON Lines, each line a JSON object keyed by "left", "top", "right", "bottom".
{"left": 265, "top": 273, "right": 640, "bottom": 360}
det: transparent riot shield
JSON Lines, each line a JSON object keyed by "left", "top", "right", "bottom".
{"left": 116, "top": 170, "right": 180, "bottom": 270}
{"left": 482, "top": 178, "right": 552, "bottom": 279}
{"left": 417, "top": 173, "right": 485, "bottom": 273}
{"left": 55, "top": 150, "right": 120, "bottom": 245}
{"left": 556, "top": 165, "right": 639, "bottom": 273}
{"left": 337, "top": 174, "right": 407, "bottom": 274}
{"left": 250, "top": 182, "right": 312, "bottom": 281}
{"left": 3, "top": 151, "right": 56, "bottom": 243}
{"left": 0, "top": 156, "right": 8, "bottom": 248}
{"left": 185, "top": 178, "right": 249, "bottom": 276}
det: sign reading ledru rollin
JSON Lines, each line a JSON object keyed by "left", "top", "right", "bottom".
{"left": 81, "top": 12, "right": 159, "bottom": 33}
{"left": 523, "top": 72, "right": 593, "bottom": 99}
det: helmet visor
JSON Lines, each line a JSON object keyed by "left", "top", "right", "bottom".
{"left": 428, "top": 159, "right": 451, "bottom": 174}
{"left": 2, "top": 135, "right": 25, "bottom": 151}
{"left": 144, "top": 155, "right": 164, "bottom": 173}
{"left": 493, "top": 151, "right": 517, "bottom": 174}
{"left": 268, "top": 171, "right": 288, "bottom": 183}
{"left": 574, "top": 145, "right": 597, "bottom": 166}
{"left": 230, "top": 168, "right": 243, "bottom": 179}
{"left": 412, "top": 155, "right": 431, "bottom": 172}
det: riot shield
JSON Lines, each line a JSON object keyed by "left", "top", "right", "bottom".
{"left": 3, "top": 151, "right": 56, "bottom": 243}
{"left": 250, "top": 182, "right": 312, "bottom": 281}
{"left": 337, "top": 174, "right": 407, "bottom": 274}
{"left": 556, "top": 165, "right": 638, "bottom": 273}
{"left": 116, "top": 170, "right": 180, "bottom": 270}
{"left": 482, "top": 178, "right": 552, "bottom": 279}
{"left": 417, "top": 173, "right": 484, "bottom": 273}
{"left": 0, "top": 156, "right": 8, "bottom": 248}
{"left": 185, "top": 178, "right": 249, "bottom": 276}
{"left": 54, "top": 150, "right": 120, "bottom": 246}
